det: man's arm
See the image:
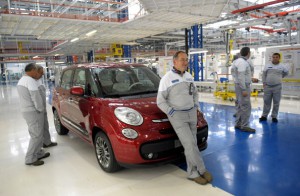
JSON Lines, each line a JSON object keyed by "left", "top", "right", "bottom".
{"left": 282, "top": 65, "right": 289, "bottom": 78}
{"left": 29, "top": 79, "right": 44, "bottom": 112}
{"left": 157, "top": 89, "right": 175, "bottom": 116}
{"left": 193, "top": 83, "right": 200, "bottom": 109}
{"left": 262, "top": 65, "right": 268, "bottom": 85}
{"left": 236, "top": 62, "right": 246, "bottom": 90}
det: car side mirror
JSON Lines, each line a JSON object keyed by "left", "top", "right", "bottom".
{"left": 70, "top": 86, "right": 84, "bottom": 96}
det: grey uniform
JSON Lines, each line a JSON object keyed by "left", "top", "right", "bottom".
{"left": 157, "top": 70, "right": 206, "bottom": 178}
{"left": 37, "top": 79, "right": 52, "bottom": 145}
{"left": 231, "top": 57, "right": 252, "bottom": 128}
{"left": 232, "top": 59, "right": 254, "bottom": 112}
{"left": 262, "top": 63, "right": 288, "bottom": 118}
{"left": 17, "top": 75, "right": 46, "bottom": 164}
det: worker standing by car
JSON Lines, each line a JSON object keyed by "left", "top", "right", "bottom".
{"left": 259, "top": 53, "right": 289, "bottom": 123}
{"left": 36, "top": 65, "right": 57, "bottom": 148}
{"left": 157, "top": 51, "right": 212, "bottom": 185}
{"left": 17, "top": 63, "right": 50, "bottom": 166}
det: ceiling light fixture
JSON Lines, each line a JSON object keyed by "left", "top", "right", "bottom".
{"left": 86, "top": 30, "right": 97, "bottom": 36}
{"left": 55, "top": 61, "right": 65, "bottom": 64}
{"left": 47, "top": 48, "right": 61, "bottom": 54}
{"left": 189, "top": 48, "right": 208, "bottom": 55}
{"left": 53, "top": 40, "right": 68, "bottom": 49}
{"left": 70, "top": 38, "right": 79, "bottom": 42}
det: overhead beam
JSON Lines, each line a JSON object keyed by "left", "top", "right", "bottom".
{"left": 231, "top": 0, "right": 289, "bottom": 14}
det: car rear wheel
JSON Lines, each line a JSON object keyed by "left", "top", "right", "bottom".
{"left": 53, "top": 110, "right": 69, "bottom": 135}
{"left": 94, "top": 132, "right": 121, "bottom": 173}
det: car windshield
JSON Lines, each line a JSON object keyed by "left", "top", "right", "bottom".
{"left": 92, "top": 65, "right": 160, "bottom": 97}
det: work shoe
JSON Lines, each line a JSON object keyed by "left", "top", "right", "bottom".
{"left": 234, "top": 125, "right": 241, "bottom": 129}
{"left": 240, "top": 126, "right": 256, "bottom": 133}
{"left": 43, "top": 142, "right": 57, "bottom": 148}
{"left": 202, "top": 171, "right": 213, "bottom": 183}
{"left": 272, "top": 118, "right": 278, "bottom": 123}
{"left": 189, "top": 176, "right": 207, "bottom": 185}
{"left": 26, "top": 160, "right": 44, "bottom": 166}
{"left": 259, "top": 116, "right": 267, "bottom": 122}
{"left": 38, "top": 152, "right": 50, "bottom": 160}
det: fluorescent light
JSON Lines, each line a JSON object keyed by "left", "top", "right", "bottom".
{"left": 47, "top": 48, "right": 61, "bottom": 54}
{"left": 55, "top": 61, "right": 65, "bottom": 64}
{"left": 70, "top": 38, "right": 79, "bottom": 42}
{"left": 53, "top": 40, "right": 68, "bottom": 49}
{"left": 33, "top": 56, "right": 39, "bottom": 58}
{"left": 189, "top": 48, "right": 208, "bottom": 55}
{"left": 190, "top": 51, "right": 208, "bottom": 54}
{"left": 86, "top": 30, "right": 97, "bottom": 36}
{"left": 121, "top": 42, "right": 139, "bottom": 45}
{"left": 263, "top": 44, "right": 300, "bottom": 49}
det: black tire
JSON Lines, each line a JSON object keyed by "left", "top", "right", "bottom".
{"left": 94, "top": 132, "right": 122, "bottom": 173}
{"left": 53, "top": 110, "right": 69, "bottom": 135}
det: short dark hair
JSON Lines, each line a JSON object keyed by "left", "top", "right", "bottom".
{"left": 25, "top": 63, "right": 37, "bottom": 72}
{"left": 240, "top": 47, "right": 250, "bottom": 57}
{"left": 273, "top": 53, "right": 280, "bottom": 58}
{"left": 173, "top": 51, "right": 186, "bottom": 60}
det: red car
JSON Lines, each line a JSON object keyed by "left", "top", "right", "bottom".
{"left": 52, "top": 63, "right": 208, "bottom": 172}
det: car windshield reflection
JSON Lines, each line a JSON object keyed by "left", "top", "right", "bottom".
{"left": 92, "top": 66, "right": 160, "bottom": 97}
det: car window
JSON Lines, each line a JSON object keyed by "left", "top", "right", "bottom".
{"left": 60, "top": 69, "right": 73, "bottom": 90}
{"left": 86, "top": 69, "right": 99, "bottom": 97}
{"left": 73, "top": 69, "right": 86, "bottom": 90}
{"left": 92, "top": 66, "right": 160, "bottom": 97}
{"left": 133, "top": 68, "right": 156, "bottom": 88}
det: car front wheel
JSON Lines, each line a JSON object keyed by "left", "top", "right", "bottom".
{"left": 53, "top": 110, "right": 69, "bottom": 135}
{"left": 94, "top": 132, "right": 121, "bottom": 173}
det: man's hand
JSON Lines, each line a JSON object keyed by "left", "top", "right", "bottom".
{"left": 242, "top": 91, "right": 248, "bottom": 97}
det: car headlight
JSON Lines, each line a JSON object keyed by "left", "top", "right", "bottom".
{"left": 114, "top": 107, "right": 143, "bottom": 126}
{"left": 122, "top": 128, "right": 138, "bottom": 139}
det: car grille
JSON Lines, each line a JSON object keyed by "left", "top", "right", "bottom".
{"left": 159, "top": 128, "right": 175, "bottom": 134}
{"left": 140, "top": 125, "right": 208, "bottom": 160}
{"left": 159, "top": 125, "right": 208, "bottom": 135}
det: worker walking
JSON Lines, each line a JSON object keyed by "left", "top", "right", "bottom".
{"left": 259, "top": 53, "right": 289, "bottom": 123}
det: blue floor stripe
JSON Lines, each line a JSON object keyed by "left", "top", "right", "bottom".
{"left": 176, "top": 102, "right": 300, "bottom": 196}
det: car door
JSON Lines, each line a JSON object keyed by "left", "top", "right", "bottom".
{"left": 57, "top": 69, "right": 74, "bottom": 127}
{"left": 68, "top": 68, "right": 91, "bottom": 138}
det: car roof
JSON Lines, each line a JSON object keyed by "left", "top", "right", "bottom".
{"left": 63, "top": 63, "right": 146, "bottom": 70}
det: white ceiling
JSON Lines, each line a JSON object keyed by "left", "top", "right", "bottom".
{"left": 0, "top": 0, "right": 229, "bottom": 56}
{"left": 0, "top": 0, "right": 299, "bottom": 57}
